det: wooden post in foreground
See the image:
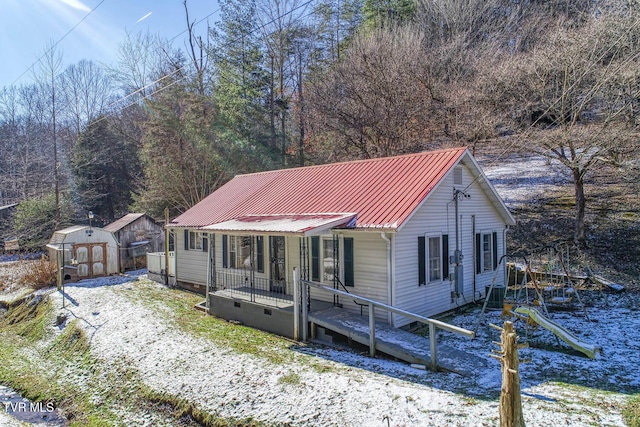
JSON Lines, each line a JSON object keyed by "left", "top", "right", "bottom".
{"left": 491, "top": 321, "right": 525, "bottom": 427}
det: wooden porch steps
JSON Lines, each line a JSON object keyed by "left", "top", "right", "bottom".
{"left": 308, "top": 306, "right": 488, "bottom": 376}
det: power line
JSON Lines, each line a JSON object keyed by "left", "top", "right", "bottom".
{"left": 95, "top": 0, "right": 315, "bottom": 126}
{"left": 8, "top": 0, "right": 107, "bottom": 87}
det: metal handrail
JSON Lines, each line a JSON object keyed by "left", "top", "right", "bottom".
{"left": 332, "top": 275, "right": 369, "bottom": 314}
{"left": 298, "top": 277, "right": 474, "bottom": 371}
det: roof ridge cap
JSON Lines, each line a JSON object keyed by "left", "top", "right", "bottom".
{"left": 235, "top": 147, "right": 468, "bottom": 178}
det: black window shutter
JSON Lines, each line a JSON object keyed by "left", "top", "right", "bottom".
{"left": 202, "top": 233, "right": 208, "bottom": 252}
{"left": 222, "top": 235, "right": 228, "bottom": 268}
{"left": 492, "top": 232, "right": 498, "bottom": 270}
{"left": 418, "top": 236, "right": 425, "bottom": 286}
{"left": 256, "top": 236, "right": 264, "bottom": 273}
{"left": 311, "top": 236, "right": 320, "bottom": 281}
{"left": 442, "top": 234, "right": 449, "bottom": 280}
{"left": 475, "top": 233, "right": 481, "bottom": 274}
{"left": 184, "top": 230, "right": 189, "bottom": 251}
{"left": 344, "top": 238, "right": 354, "bottom": 287}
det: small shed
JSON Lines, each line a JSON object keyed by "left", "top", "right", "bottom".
{"left": 103, "top": 213, "right": 165, "bottom": 271}
{"left": 46, "top": 225, "right": 119, "bottom": 285}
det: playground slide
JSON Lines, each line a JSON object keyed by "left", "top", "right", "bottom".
{"left": 514, "top": 307, "right": 601, "bottom": 359}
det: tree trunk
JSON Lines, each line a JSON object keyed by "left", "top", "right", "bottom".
{"left": 270, "top": 56, "right": 276, "bottom": 150}
{"left": 572, "top": 168, "right": 587, "bottom": 247}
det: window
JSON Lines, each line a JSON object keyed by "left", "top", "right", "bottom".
{"left": 418, "top": 234, "right": 449, "bottom": 285}
{"left": 223, "top": 235, "right": 252, "bottom": 269}
{"left": 428, "top": 236, "right": 441, "bottom": 282}
{"left": 310, "top": 236, "right": 354, "bottom": 286}
{"left": 184, "top": 230, "right": 206, "bottom": 252}
{"left": 482, "top": 234, "right": 492, "bottom": 272}
{"left": 323, "top": 237, "right": 337, "bottom": 282}
{"left": 189, "top": 231, "right": 202, "bottom": 250}
{"left": 476, "top": 232, "right": 498, "bottom": 273}
{"left": 168, "top": 231, "right": 175, "bottom": 252}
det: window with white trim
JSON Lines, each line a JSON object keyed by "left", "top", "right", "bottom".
{"left": 184, "top": 230, "right": 207, "bottom": 252}
{"left": 428, "top": 236, "right": 441, "bottom": 282}
{"left": 228, "top": 235, "right": 251, "bottom": 269}
{"left": 189, "top": 231, "right": 202, "bottom": 250}
{"left": 418, "top": 234, "right": 449, "bottom": 285}
{"left": 322, "top": 237, "right": 337, "bottom": 282}
{"left": 310, "top": 236, "right": 354, "bottom": 286}
{"left": 476, "top": 231, "right": 498, "bottom": 273}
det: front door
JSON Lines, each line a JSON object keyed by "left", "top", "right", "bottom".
{"left": 269, "top": 236, "right": 286, "bottom": 293}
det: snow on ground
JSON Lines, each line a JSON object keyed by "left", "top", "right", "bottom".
{"left": 481, "top": 154, "right": 570, "bottom": 206}
{"left": 31, "top": 271, "right": 634, "bottom": 427}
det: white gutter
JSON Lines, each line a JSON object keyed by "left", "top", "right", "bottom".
{"left": 381, "top": 232, "right": 393, "bottom": 326}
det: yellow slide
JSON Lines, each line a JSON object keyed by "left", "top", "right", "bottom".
{"left": 514, "top": 307, "right": 601, "bottom": 359}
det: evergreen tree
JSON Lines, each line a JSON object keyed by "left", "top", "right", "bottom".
{"left": 362, "top": 0, "right": 415, "bottom": 29}
{"left": 71, "top": 117, "right": 140, "bottom": 222}
{"left": 210, "top": 0, "right": 270, "bottom": 146}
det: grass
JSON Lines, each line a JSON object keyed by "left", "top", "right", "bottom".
{"left": 277, "top": 372, "right": 301, "bottom": 386}
{"left": 0, "top": 290, "right": 279, "bottom": 426}
{"left": 124, "top": 279, "right": 347, "bottom": 377}
{"left": 624, "top": 394, "right": 640, "bottom": 427}
{"left": 123, "top": 279, "right": 298, "bottom": 365}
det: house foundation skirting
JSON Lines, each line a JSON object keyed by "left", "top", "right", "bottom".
{"left": 208, "top": 293, "right": 299, "bottom": 338}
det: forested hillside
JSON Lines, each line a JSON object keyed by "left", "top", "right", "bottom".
{"left": 1, "top": 0, "right": 639, "bottom": 260}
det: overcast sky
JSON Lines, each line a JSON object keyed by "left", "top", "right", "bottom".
{"left": 1, "top": 0, "right": 219, "bottom": 89}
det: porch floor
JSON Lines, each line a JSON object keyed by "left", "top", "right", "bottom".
{"left": 308, "top": 306, "right": 488, "bottom": 376}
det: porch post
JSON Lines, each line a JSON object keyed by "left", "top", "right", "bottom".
{"left": 301, "top": 278, "right": 308, "bottom": 342}
{"left": 368, "top": 303, "right": 376, "bottom": 357}
{"left": 293, "top": 267, "right": 300, "bottom": 341}
{"left": 429, "top": 322, "right": 438, "bottom": 371}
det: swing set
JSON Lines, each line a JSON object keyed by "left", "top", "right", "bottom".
{"left": 476, "top": 243, "right": 589, "bottom": 335}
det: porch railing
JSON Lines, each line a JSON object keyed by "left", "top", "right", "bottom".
{"left": 296, "top": 272, "right": 475, "bottom": 372}
{"left": 146, "top": 251, "right": 175, "bottom": 276}
{"left": 216, "top": 270, "right": 292, "bottom": 307}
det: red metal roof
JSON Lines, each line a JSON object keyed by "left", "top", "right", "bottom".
{"left": 171, "top": 147, "right": 468, "bottom": 230}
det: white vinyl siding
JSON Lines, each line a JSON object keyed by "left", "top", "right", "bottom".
{"left": 307, "top": 232, "right": 388, "bottom": 321}
{"left": 394, "top": 160, "right": 508, "bottom": 327}
{"left": 174, "top": 228, "right": 208, "bottom": 286}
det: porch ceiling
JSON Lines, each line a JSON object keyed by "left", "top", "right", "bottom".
{"left": 201, "top": 213, "right": 357, "bottom": 236}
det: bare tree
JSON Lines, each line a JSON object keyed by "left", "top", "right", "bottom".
{"left": 257, "top": 0, "right": 309, "bottom": 161}
{"left": 306, "top": 25, "right": 443, "bottom": 160}
{"left": 33, "top": 41, "right": 65, "bottom": 228}
{"left": 61, "top": 60, "right": 114, "bottom": 134}
{"left": 487, "top": 14, "right": 640, "bottom": 246}
{"left": 110, "top": 30, "right": 166, "bottom": 99}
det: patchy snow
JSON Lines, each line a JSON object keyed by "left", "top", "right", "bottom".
{"left": 27, "top": 270, "right": 635, "bottom": 427}
{"left": 482, "top": 155, "right": 571, "bottom": 206}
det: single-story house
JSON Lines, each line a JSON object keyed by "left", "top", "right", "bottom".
{"left": 166, "top": 147, "right": 515, "bottom": 337}
{"left": 104, "top": 213, "right": 165, "bottom": 271}
{"left": 46, "top": 225, "right": 120, "bottom": 285}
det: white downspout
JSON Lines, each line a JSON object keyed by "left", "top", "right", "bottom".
{"left": 381, "top": 232, "right": 393, "bottom": 326}
{"left": 503, "top": 226, "right": 509, "bottom": 288}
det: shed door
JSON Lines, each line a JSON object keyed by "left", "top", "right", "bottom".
{"left": 73, "top": 243, "right": 107, "bottom": 278}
